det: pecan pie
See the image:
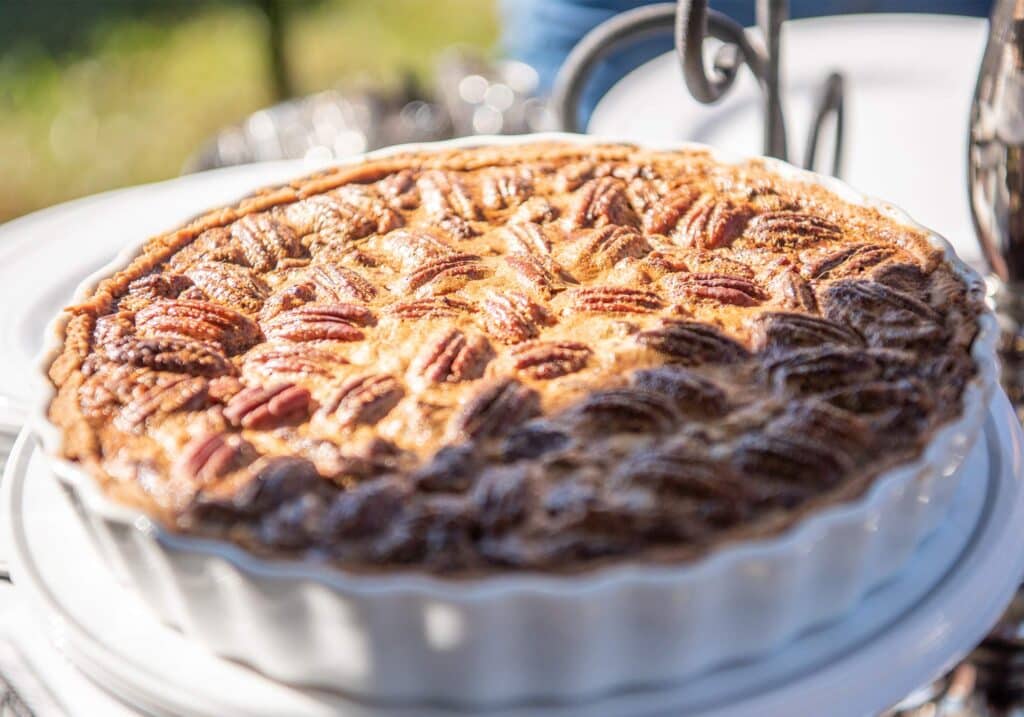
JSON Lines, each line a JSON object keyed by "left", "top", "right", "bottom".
{"left": 46, "top": 143, "right": 982, "bottom": 574}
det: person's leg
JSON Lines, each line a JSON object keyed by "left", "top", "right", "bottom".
{"left": 499, "top": 0, "right": 673, "bottom": 126}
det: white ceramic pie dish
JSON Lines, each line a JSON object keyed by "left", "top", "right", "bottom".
{"left": 30, "top": 133, "right": 999, "bottom": 707}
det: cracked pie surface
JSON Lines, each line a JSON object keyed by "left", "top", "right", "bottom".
{"left": 47, "top": 142, "right": 982, "bottom": 574}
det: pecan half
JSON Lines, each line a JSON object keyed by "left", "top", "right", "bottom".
{"left": 745, "top": 436, "right": 848, "bottom": 492}
{"left": 505, "top": 253, "right": 569, "bottom": 298}
{"left": 167, "top": 227, "right": 246, "bottom": 271}
{"left": 643, "top": 185, "right": 701, "bottom": 235}
{"left": 402, "top": 254, "right": 489, "bottom": 295}
{"left": 870, "top": 262, "right": 929, "bottom": 294}
{"left": 298, "top": 436, "right": 407, "bottom": 482}
{"left": 820, "top": 279, "right": 945, "bottom": 348}
{"left": 135, "top": 300, "right": 261, "bottom": 355}
{"left": 732, "top": 431, "right": 852, "bottom": 490}
{"left": 616, "top": 438, "right": 742, "bottom": 500}
{"left": 751, "top": 311, "right": 863, "bottom": 352}
{"left": 78, "top": 364, "right": 150, "bottom": 415}
{"left": 389, "top": 296, "right": 475, "bottom": 320}
{"left": 410, "top": 444, "right": 479, "bottom": 492}
{"left": 257, "top": 493, "right": 329, "bottom": 550}
{"left": 765, "top": 345, "right": 879, "bottom": 394}
{"left": 215, "top": 456, "right": 322, "bottom": 517}
{"left": 805, "top": 243, "right": 896, "bottom": 280}
{"left": 260, "top": 282, "right": 317, "bottom": 321}
{"left": 500, "top": 221, "right": 552, "bottom": 256}
{"left": 93, "top": 312, "right": 136, "bottom": 348}
{"left": 121, "top": 273, "right": 194, "bottom": 311}
{"left": 510, "top": 340, "right": 591, "bottom": 379}
{"left": 643, "top": 250, "right": 756, "bottom": 281}
{"left": 418, "top": 170, "right": 481, "bottom": 220}
{"left": 663, "top": 272, "right": 767, "bottom": 307}
{"left": 771, "top": 268, "right": 818, "bottom": 312}
{"left": 767, "top": 399, "right": 869, "bottom": 458}
{"left": 567, "top": 177, "right": 640, "bottom": 229}
{"left": 638, "top": 250, "right": 688, "bottom": 280}
{"left": 745, "top": 211, "right": 842, "bottom": 249}
{"left": 636, "top": 320, "right": 750, "bottom": 365}
{"left": 540, "top": 479, "right": 656, "bottom": 540}
{"left": 105, "top": 336, "right": 234, "bottom": 376}
{"left": 263, "top": 303, "right": 374, "bottom": 342}
{"left": 554, "top": 160, "right": 595, "bottom": 192}
{"left": 208, "top": 375, "right": 244, "bottom": 402}
{"left": 481, "top": 170, "right": 532, "bottom": 210}
{"left": 564, "top": 286, "right": 663, "bottom": 314}
{"left": 674, "top": 196, "right": 751, "bottom": 249}
{"left": 874, "top": 323, "right": 950, "bottom": 349}
{"left": 573, "top": 389, "right": 679, "bottom": 434}
{"left": 324, "top": 478, "right": 406, "bottom": 538}
{"left": 310, "top": 243, "right": 380, "bottom": 269}
{"left": 284, "top": 194, "right": 377, "bottom": 240}
{"left": 500, "top": 421, "right": 571, "bottom": 461}
{"left": 184, "top": 262, "right": 270, "bottom": 315}
{"left": 320, "top": 374, "right": 404, "bottom": 428}
{"left": 117, "top": 375, "right": 209, "bottom": 430}
{"left": 373, "top": 494, "right": 475, "bottom": 566}
{"left": 821, "top": 279, "right": 942, "bottom": 324}
{"left": 309, "top": 264, "right": 378, "bottom": 303}
{"left": 437, "top": 214, "right": 480, "bottom": 240}
{"left": 332, "top": 185, "right": 403, "bottom": 234}
{"left": 472, "top": 465, "right": 534, "bottom": 531}
{"left": 510, "top": 196, "right": 558, "bottom": 224}
{"left": 230, "top": 212, "right": 303, "bottom": 272}
{"left": 630, "top": 365, "right": 728, "bottom": 416}
{"left": 244, "top": 343, "right": 345, "bottom": 377}
{"left": 224, "top": 383, "right": 313, "bottom": 429}
{"left": 821, "top": 377, "right": 924, "bottom": 413}
{"left": 626, "top": 175, "right": 663, "bottom": 215}
{"left": 450, "top": 378, "right": 540, "bottom": 440}
{"left": 377, "top": 169, "right": 419, "bottom": 210}
{"left": 482, "top": 290, "right": 551, "bottom": 344}
{"left": 174, "top": 432, "right": 255, "bottom": 487}
{"left": 411, "top": 328, "right": 492, "bottom": 383}
{"left": 569, "top": 225, "right": 651, "bottom": 276}
{"left": 384, "top": 228, "right": 457, "bottom": 271}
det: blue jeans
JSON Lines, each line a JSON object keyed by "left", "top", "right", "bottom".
{"left": 500, "top": 0, "right": 993, "bottom": 124}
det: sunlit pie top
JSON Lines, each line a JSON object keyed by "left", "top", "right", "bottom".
{"left": 48, "top": 142, "right": 980, "bottom": 574}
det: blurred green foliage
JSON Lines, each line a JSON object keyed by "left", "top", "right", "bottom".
{"left": 0, "top": 0, "right": 498, "bottom": 222}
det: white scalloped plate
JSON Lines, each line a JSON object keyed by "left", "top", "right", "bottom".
{"left": 5, "top": 387, "right": 1024, "bottom": 717}
{"left": 26, "top": 132, "right": 999, "bottom": 706}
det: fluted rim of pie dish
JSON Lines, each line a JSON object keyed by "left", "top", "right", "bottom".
{"left": 31, "top": 132, "right": 1000, "bottom": 598}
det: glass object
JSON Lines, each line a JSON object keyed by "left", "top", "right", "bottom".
{"left": 970, "top": 0, "right": 1024, "bottom": 417}
{"left": 970, "top": 0, "right": 1024, "bottom": 284}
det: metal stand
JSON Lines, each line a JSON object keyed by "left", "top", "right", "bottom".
{"left": 554, "top": 4, "right": 1024, "bottom": 714}
{"left": 552, "top": 0, "right": 845, "bottom": 176}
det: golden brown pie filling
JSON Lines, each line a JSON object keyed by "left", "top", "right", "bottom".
{"left": 47, "top": 143, "right": 981, "bottom": 573}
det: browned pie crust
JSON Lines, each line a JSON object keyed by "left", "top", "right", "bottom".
{"left": 47, "top": 142, "right": 981, "bottom": 574}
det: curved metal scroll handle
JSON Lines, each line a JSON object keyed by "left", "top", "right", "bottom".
{"left": 675, "top": 0, "right": 787, "bottom": 160}
{"left": 803, "top": 72, "right": 845, "bottom": 177}
{"left": 551, "top": 2, "right": 678, "bottom": 135}
{"left": 551, "top": 0, "right": 846, "bottom": 176}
